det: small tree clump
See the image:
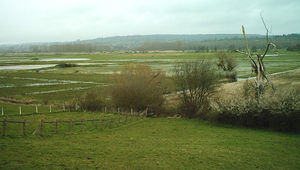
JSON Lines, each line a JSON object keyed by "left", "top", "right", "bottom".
{"left": 173, "top": 60, "right": 218, "bottom": 118}
{"left": 217, "top": 52, "right": 237, "bottom": 72}
{"left": 110, "top": 64, "right": 165, "bottom": 114}
{"left": 76, "top": 88, "right": 108, "bottom": 112}
{"left": 216, "top": 52, "right": 237, "bottom": 81}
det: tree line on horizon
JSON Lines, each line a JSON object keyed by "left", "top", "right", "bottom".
{"left": 0, "top": 34, "right": 300, "bottom": 53}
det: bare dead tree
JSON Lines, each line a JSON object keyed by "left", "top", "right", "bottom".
{"left": 239, "top": 14, "right": 276, "bottom": 99}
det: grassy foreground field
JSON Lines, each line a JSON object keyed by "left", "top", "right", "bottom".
{"left": 0, "top": 118, "right": 300, "bottom": 169}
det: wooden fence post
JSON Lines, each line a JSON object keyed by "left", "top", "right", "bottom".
{"left": 19, "top": 106, "right": 22, "bottom": 115}
{"left": 40, "top": 119, "right": 43, "bottom": 136}
{"left": 35, "top": 105, "right": 38, "bottom": 114}
{"left": 92, "top": 119, "right": 95, "bottom": 129}
{"left": 55, "top": 119, "right": 58, "bottom": 133}
{"left": 80, "top": 119, "right": 83, "bottom": 132}
{"left": 1, "top": 106, "right": 3, "bottom": 116}
{"left": 2, "top": 118, "right": 6, "bottom": 136}
{"left": 22, "top": 118, "right": 26, "bottom": 136}
{"left": 50, "top": 105, "right": 52, "bottom": 113}
{"left": 69, "top": 119, "right": 72, "bottom": 132}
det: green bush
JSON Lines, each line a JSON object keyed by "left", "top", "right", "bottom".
{"left": 173, "top": 60, "right": 218, "bottom": 118}
{"left": 75, "top": 88, "right": 109, "bottom": 112}
{"left": 57, "top": 63, "right": 77, "bottom": 68}
{"left": 211, "top": 85, "right": 300, "bottom": 132}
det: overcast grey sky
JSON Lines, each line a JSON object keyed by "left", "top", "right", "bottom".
{"left": 0, "top": 0, "right": 299, "bottom": 44}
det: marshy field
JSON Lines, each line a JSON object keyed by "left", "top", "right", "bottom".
{"left": 0, "top": 50, "right": 300, "bottom": 169}
{"left": 1, "top": 51, "right": 300, "bottom": 103}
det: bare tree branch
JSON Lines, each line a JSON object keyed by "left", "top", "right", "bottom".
{"left": 242, "top": 26, "right": 258, "bottom": 73}
{"left": 235, "top": 49, "right": 247, "bottom": 55}
{"left": 241, "top": 15, "right": 276, "bottom": 95}
{"left": 260, "top": 13, "right": 277, "bottom": 60}
{"left": 262, "top": 43, "right": 276, "bottom": 59}
{"left": 242, "top": 25, "right": 251, "bottom": 56}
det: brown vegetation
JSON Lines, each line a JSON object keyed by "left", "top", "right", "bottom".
{"left": 216, "top": 51, "right": 237, "bottom": 82}
{"left": 110, "top": 64, "right": 165, "bottom": 114}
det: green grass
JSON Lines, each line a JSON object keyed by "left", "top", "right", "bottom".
{"left": 0, "top": 117, "right": 299, "bottom": 169}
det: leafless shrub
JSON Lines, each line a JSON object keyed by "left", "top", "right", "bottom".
{"left": 217, "top": 52, "right": 237, "bottom": 82}
{"left": 217, "top": 52, "right": 237, "bottom": 72}
{"left": 110, "top": 64, "right": 165, "bottom": 114}
{"left": 173, "top": 60, "right": 218, "bottom": 118}
{"left": 75, "top": 88, "right": 109, "bottom": 112}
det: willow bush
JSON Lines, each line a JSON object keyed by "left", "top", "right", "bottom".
{"left": 110, "top": 64, "right": 165, "bottom": 114}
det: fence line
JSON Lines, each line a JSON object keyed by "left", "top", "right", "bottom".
{"left": 0, "top": 104, "right": 65, "bottom": 116}
{"left": 1, "top": 118, "right": 27, "bottom": 136}
{"left": 1, "top": 104, "right": 149, "bottom": 117}
{"left": 0, "top": 109, "right": 146, "bottom": 137}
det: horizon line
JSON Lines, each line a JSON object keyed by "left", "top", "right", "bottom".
{"left": 1, "top": 32, "right": 299, "bottom": 46}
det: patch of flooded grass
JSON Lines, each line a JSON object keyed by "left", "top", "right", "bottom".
{"left": 0, "top": 64, "right": 56, "bottom": 71}
{"left": 1, "top": 51, "right": 300, "bottom": 103}
{"left": 39, "top": 58, "right": 90, "bottom": 61}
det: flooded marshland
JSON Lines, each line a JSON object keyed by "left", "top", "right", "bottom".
{"left": 0, "top": 52, "right": 300, "bottom": 103}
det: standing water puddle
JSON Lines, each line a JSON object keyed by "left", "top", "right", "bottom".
{"left": 237, "top": 68, "right": 300, "bottom": 81}
{"left": 39, "top": 58, "right": 90, "bottom": 61}
{"left": 0, "top": 64, "right": 56, "bottom": 71}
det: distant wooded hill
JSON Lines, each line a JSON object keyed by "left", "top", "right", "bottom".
{"left": 1, "top": 34, "right": 300, "bottom": 53}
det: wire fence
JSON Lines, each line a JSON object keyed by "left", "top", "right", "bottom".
{"left": 0, "top": 106, "right": 147, "bottom": 137}
{"left": 1, "top": 104, "right": 65, "bottom": 116}
{"left": 1, "top": 104, "right": 145, "bottom": 117}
